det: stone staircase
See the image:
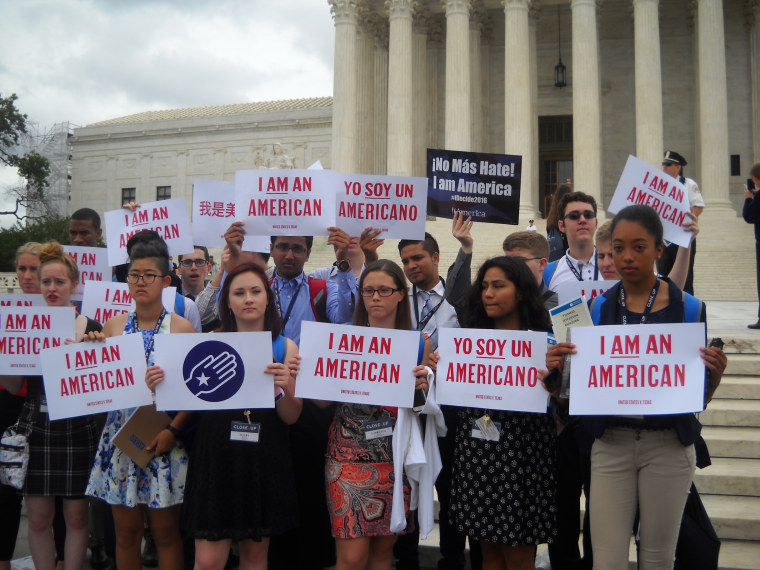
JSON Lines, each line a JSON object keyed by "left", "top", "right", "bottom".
{"left": 692, "top": 331, "right": 760, "bottom": 570}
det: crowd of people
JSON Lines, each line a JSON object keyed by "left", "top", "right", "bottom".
{"left": 0, "top": 159, "right": 730, "bottom": 570}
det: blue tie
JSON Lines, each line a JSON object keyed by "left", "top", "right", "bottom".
{"left": 419, "top": 290, "right": 438, "bottom": 349}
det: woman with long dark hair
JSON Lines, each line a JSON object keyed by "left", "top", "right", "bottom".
{"left": 449, "top": 256, "right": 557, "bottom": 570}
{"left": 547, "top": 205, "right": 726, "bottom": 568}
{"left": 323, "top": 259, "right": 432, "bottom": 570}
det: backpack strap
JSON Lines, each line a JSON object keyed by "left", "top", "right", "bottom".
{"left": 174, "top": 293, "right": 185, "bottom": 318}
{"left": 272, "top": 334, "right": 286, "bottom": 364}
{"left": 417, "top": 333, "right": 425, "bottom": 365}
{"left": 589, "top": 294, "right": 607, "bottom": 325}
{"left": 308, "top": 277, "right": 328, "bottom": 323}
{"left": 543, "top": 259, "right": 559, "bottom": 288}
{"left": 682, "top": 291, "right": 701, "bottom": 323}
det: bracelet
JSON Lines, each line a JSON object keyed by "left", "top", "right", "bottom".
{"left": 165, "top": 424, "right": 181, "bottom": 438}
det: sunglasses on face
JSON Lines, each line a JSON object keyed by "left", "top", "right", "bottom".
{"left": 564, "top": 210, "right": 596, "bottom": 221}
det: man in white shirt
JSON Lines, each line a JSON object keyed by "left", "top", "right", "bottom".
{"left": 657, "top": 150, "right": 705, "bottom": 294}
{"left": 544, "top": 191, "right": 601, "bottom": 292}
{"left": 526, "top": 219, "right": 537, "bottom": 231}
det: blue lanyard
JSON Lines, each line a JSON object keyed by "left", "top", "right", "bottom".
{"left": 565, "top": 254, "right": 599, "bottom": 281}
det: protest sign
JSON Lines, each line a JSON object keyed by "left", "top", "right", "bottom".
{"left": 63, "top": 246, "right": 111, "bottom": 301}
{"left": 436, "top": 328, "right": 549, "bottom": 413}
{"left": 81, "top": 281, "right": 176, "bottom": 325}
{"left": 153, "top": 332, "right": 274, "bottom": 410}
{"left": 191, "top": 180, "right": 270, "bottom": 253}
{"left": 297, "top": 322, "right": 420, "bottom": 407}
{"left": 556, "top": 281, "right": 616, "bottom": 307}
{"left": 40, "top": 335, "right": 150, "bottom": 420}
{"left": 235, "top": 169, "right": 335, "bottom": 236}
{"left": 0, "top": 294, "right": 45, "bottom": 307}
{"left": 569, "top": 322, "right": 706, "bottom": 415}
{"left": 0, "top": 306, "right": 75, "bottom": 374}
{"left": 427, "top": 148, "right": 521, "bottom": 225}
{"left": 104, "top": 198, "right": 195, "bottom": 265}
{"left": 609, "top": 155, "right": 693, "bottom": 247}
{"left": 335, "top": 173, "right": 427, "bottom": 239}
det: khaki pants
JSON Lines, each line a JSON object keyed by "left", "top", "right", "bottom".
{"left": 589, "top": 427, "right": 695, "bottom": 570}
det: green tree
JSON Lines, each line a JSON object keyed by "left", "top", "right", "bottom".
{"left": 0, "top": 93, "right": 52, "bottom": 220}
{"left": 0, "top": 215, "right": 70, "bottom": 271}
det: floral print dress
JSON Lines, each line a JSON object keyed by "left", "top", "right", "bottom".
{"left": 86, "top": 312, "right": 188, "bottom": 508}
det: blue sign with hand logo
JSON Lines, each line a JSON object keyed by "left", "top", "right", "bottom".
{"left": 183, "top": 340, "right": 245, "bottom": 402}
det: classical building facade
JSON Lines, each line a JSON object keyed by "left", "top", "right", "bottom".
{"left": 69, "top": 98, "right": 333, "bottom": 216}
{"left": 329, "top": 0, "right": 759, "bottom": 222}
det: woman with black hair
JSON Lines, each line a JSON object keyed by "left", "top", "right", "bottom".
{"left": 449, "top": 256, "right": 557, "bottom": 570}
{"left": 547, "top": 205, "right": 726, "bottom": 569}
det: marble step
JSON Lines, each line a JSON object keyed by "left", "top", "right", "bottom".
{"left": 624, "top": 538, "right": 760, "bottom": 570}
{"left": 713, "top": 376, "right": 760, "bottom": 400}
{"left": 702, "top": 426, "right": 760, "bottom": 459}
{"left": 700, "top": 399, "right": 760, "bottom": 427}
{"left": 700, "top": 494, "right": 760, "bottom": 541}
{"left": 693, "top": 458, "right": 760, "bottom": 498}
{"left": 725, "top": 354, "right": 760, "bottom": 376}
{"left": 721, "top": 335, "right": 760, "bottom": 355}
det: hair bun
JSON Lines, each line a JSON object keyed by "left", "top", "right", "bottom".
{"left": 38, "top": 241, "right": 65, "bottom": 264}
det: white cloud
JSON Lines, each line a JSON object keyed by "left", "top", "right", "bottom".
{"left": 0, "top": 0, "right": 336, "bottom": 128}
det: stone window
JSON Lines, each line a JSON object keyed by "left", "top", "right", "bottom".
{"left": 156, "top": 186, "right": 171, "bottom": 201}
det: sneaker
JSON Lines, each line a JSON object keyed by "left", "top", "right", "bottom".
{"left": 749, "top": 321, "right": 760, "bottom": 329}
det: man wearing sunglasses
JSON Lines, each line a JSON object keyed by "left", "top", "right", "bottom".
{"left": 543, "top": 191, "right": 601, "bottom": 292}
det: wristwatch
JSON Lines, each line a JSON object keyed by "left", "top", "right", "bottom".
{"left": 333, "top": 259, "right": 350, "bottom": 272}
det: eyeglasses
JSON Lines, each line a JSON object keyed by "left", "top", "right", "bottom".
{"left": 179, "top": 259, "right": 208, "bottom": 268}
{"left": 360, "top": 287, "right": 402, "bottom": 297}
{"left": 273, "top": 243, "right": 308, "bottom": 255}
{"left": 564, "top": 210, "right": 596, "bottom": 221}
{"left": 509, "top": 256, "right": 542, "bottom": 262}
{"left": 126, "top": 273, "right": 162, "bottom": 284}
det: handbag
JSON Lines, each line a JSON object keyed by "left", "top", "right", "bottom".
{"left": 0, "top": 422, "right": 30, "bottom": 490}
{"left": 674, "top": 483, "right": 721, "bottom": 569}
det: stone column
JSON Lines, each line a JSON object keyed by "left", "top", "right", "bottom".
{"left": 140, "top": 153, "right": 152, "bottom": 202}
{"left": 386, "top": 0, "right": 416, "bottom": 175}
{"left": 633, "top": 0, "right": 663, "bottom": 166}
{"left": 529, "top": 6, "right": 540, "bottom": 216}
{"left": 176, "top": 150, "right": 188, "bottom": 199}
{"left": 373, "top": 26, "right": 389, "bottom": 174}
{"left": 571, "top": 0, "right": 602, "bottom": 204}
{"left": 413, "top": 14, "right": 428, "bottom": 176}
{"left": 330, "top": 0, "right": 360, "bottom": 174}
{"left": 426, "top": 17, "right": 444, "bottom": 151}
{"left": 470, "top": 11, "right": 483, "bottom": 152}
{"left": 696, "top": 0, "right": 731, "bottom": 210}
{"left": 443, "top": 0, "right": 471, "bottom": 151}
{"left": 357, "top": 23, "right": 375, "bottom": 175}
{"left": 503, "top": 0, "right": 536, "bottom": 218}
{"left": 750, "top": 1, "right": 760, "bottom": 162}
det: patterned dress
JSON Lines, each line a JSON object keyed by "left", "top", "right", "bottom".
{"left": 449, "top": 408, "right": 557, "bottom": 546}
{"left": 86, "top": 312, "right": 188, "bottom": 508}
{"left": 326, "top": 403, "right": 410, "bottom": 538}
{"left": 18, "top": 318, "right": 102, "bottom": 497}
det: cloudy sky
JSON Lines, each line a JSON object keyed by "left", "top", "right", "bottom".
{"left": 1, "top": 0, "right": 336, "bottom": 217}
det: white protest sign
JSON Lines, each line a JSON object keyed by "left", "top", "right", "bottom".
{"left": 335, "top": 173, "right": 427, "bottom": 239}
{"left": 63, "top": 246, "right": 111, "bottom": 301}
{"left": 191, "top": 180, "right": 236, "bottom": 247}
{"left": 81, "top": 281, "right": 175, "bottom": 325}
{"left": 235, "top": 169, "right": 335, "bottom": 237}
{"left": 0, "top": 294, "right": 45, "bottom": 307}
{"left": 0, "top": 306, "right": 75, "bottom": 374}
{"left": 153, "top": 332, "right": 274, "bottom": 410}
{"left": 609, "top": 155, "right": 693, "bottom": 248}
{"left": 40, "top": 335, "right": 150, "bottom": 420}
{"left": 569, "top": 322, "right": 706, "bottom": 415}
{"left": 104, "top": 198, "right": 195, "bottom": 266}
{"left": 436, "top": 328, "right": 549, "bottom": 413}
{"left": 557, "top": 280, "right": 616, "bottom": 307}
{"left": 297, "top": 322, "right": 420, "bottom": 407}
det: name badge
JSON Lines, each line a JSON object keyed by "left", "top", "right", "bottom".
{"left": 470, "top": 418, "right": 501, "bottom": 442}
{"left": 230, "top": 421, "right": 260, "bottom": 443}
{"left": 39, "top": 395, "right": 48, "bottom": 414}
{"left": 364, "top": 418, "right": 394, "bottom": 441}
